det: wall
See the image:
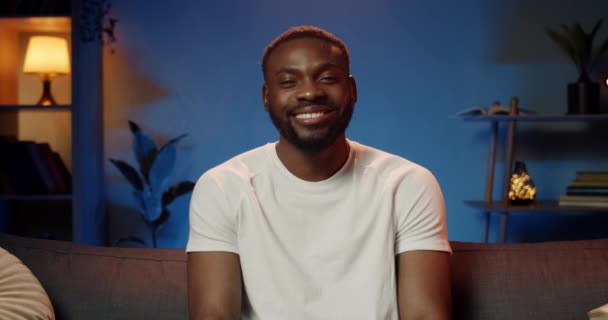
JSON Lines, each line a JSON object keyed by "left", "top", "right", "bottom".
{"left": 103, "top": 0, "right": 608, "bottom": 247}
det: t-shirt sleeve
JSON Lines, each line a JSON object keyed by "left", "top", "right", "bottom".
{"left": 394, "top": 166, "right": 451, "bottom": 255}
{"left": 186, "top": 172, "right": 239, "bottom": 254}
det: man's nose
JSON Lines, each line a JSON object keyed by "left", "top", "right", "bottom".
{"left": 296, "top": 80, "right": 326, "bottom": 101}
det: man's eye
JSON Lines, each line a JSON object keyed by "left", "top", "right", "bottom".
{"left": 319, "top": 76, "right": 338, "bottom": 83}
{"left": 279, "top": 79, "right": 296, "bottom": 87}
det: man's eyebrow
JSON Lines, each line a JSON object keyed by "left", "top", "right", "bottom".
{"left": 274, "top": 63, "right": 345, "bottom": 76}
{"left": 275, "top": 67, "right": 299, "bottom": 76}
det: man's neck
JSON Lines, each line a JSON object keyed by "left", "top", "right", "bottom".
{"left": 275, "top": 136, "right": 350, "bottom": 182}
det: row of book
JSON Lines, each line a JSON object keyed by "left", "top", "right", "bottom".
{"left": 558, "top": 171, "right": 608, "bottom": 208}
{"left": 0, "top": 137, "right": 72, "bottom": 195}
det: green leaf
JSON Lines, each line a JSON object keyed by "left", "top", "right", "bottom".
{"left": 148, "top": 133, "right": 188, "bottom": 193}
{"left": 590, "top": 35, "right": 608, "bottom": 69}
{"left": 140, "top": 149, "right": 158, "bottom": 183}
{"left": 114, "top": 236, "right": 146, "bottom": 247}
{"left": 589, "top": 19, "right": 603, "bottom": 42}
{"left": 162, "top": 181, "right": 195, "bottom": 207}
{"left": 109, "top": 159, "right": 143, "bottom": 191}
{"left": 153, "top": 209, "right": 170, "bottom": 232}
{"left": 546, "top": 28, "right": 577, "bottom": 65}
{"left": 568, "top": 24, "right": 588, "bottom": 68}
{"left": 128, "top": 120, "right": 157, "bottom": 182}
{"left": 138, "top": 186, "right": 163, "bottom": 222}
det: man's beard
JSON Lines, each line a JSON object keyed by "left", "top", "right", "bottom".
{"left": 268, "top": 101, "right": 354, "bottom": 153}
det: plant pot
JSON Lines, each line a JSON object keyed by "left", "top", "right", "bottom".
{"left": 567, "top": 81, "right": 599, "bottom": 114}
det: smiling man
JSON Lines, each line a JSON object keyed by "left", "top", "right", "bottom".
{"left": 187, "top": 26, "right": 451, "bottom": 320}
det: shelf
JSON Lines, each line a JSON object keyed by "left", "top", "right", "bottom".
{"left": 461, "top": 114, "right": 608, "bottom": 122}
{"left": 0, "top": 105, "right": 71, "bottom": 111}
{"left": 0, "top": 194, "right": 72, "bottom": 201}
{"left": 465, "top": 200, "right": 608, "bottom": 212}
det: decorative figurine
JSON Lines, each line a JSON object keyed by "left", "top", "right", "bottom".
{"left": 509, "top": 161, "right": 537, "bottom": 204}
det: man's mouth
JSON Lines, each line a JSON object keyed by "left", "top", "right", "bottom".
{"left": 291, "top": 108, "right": 336, "bottom": 126}
{"left": 294, "top": 111, "right": 326, "bottom": 120}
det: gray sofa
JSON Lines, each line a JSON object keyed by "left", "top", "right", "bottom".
{"left": 0, "top": 232, "right": 607, "bottom": 320}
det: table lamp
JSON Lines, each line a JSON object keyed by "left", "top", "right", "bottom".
{"left": 22, "top": 36, "right": 71, "bottom": 106}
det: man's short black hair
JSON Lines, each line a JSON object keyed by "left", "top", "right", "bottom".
{"left": 261, "top": 25, "right": 350, "bottom": 78}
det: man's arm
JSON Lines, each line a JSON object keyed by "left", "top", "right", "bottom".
{"left": 396, "top": 250, "right": 451, "bottom": 320}
{"left": 187, "top": 252, "right": 242, "bottom": 320}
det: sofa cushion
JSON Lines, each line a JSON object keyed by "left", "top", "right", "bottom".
{"left": 0, "top": 233, "right": 187, "bottom": 320}
{"left": 450, "top": 239, "right": 608, "bottom": 320}
{"left": 0, "top": 246, "right": 55, "bottom": 320}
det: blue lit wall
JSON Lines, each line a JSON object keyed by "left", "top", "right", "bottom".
{"left": 103, "top": 0, "right": 608, "bottom": 247}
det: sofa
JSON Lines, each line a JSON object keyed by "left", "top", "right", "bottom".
{"left": 0, "top": 232, "right": 607, "bottom": 320}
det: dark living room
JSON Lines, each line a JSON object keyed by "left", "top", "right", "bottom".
{"left": 0, "top": 0, "right": 607, "bottom": 319}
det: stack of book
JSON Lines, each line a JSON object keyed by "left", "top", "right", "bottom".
{"left": 0, "top": 136, "right": 72, "bottom": 195}
{"left": 559, "top": 171, "right": 608, "bottom": 208}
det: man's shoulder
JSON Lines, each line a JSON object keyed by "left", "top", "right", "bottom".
{"left": 200, "top": 143, "right": 274, "bottom": 183}
{"left": 351, "top": 140, "right": 437, "bottom": 184}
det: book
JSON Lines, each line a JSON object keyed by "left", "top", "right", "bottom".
{"left": 559, "top": 195, "right": 608, "bottom": 202}
{"left": 37, "top": 143, "right": 69, "bottom": 194}
{"left": 559, "top": 201, "right": 608, "bottom": 208}
{"left": 575, "top": 171, "right": 608, "bottom": 182}
{"left": 23, "top": 141, "right": 57, "bottom": 194}
{"left": 0, "top": 139, "right": 16, "bottom": 194}
{"left": 50, "top": 152, "right": 71, "bottom": 193}
{"left": 3, "top": 141, "right": 47, "bottom": 194}
{"left": 570, "top": 180, "right": 608, "bottom": 188}
{"left": 558, "top": 194, "right": 608, "bottom": 208}
{"left": 456, "top": 102, "right": 535, "bottom": 116}
{"left": 566, "top": 187, "right": 608, "bottom": 196}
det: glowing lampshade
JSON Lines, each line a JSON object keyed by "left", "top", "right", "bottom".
{"left": 22, "top": 36, "right": 70, "bottom": 105}
{"left": 23, "top": 36, "right": 70, "bottom": 74}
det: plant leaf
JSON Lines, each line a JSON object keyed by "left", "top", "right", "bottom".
{"left": 128, "top": 120, "right": 140, "bottom": 134}
{"left": 589, "top": 19, "right": 603, "bottom": 44}
{"left": 140, "top": 185, "right": 163, "bottom": 222}
{"left": 546, "top": 28, "right": 577, "bottom": 66}
{"left": 148, "top": 133, "right": 188, "bottom": 193}
{"left": 132, "top": 190, "right": 145, "bottom": 213}
{"left": 109, "top": 158, "right": 143, "bottom": 191}
{"left": 128, "top": 120, "right": 157, "bottom": 182}
{"left": 569, "top": 23, "right": 589, "bottom": 68}
{"left": 590, "top": 35, "right": 608, "bottom": 69}
{"left": 162, "top": 181, "right": 195, "bottom": 207}
{"left": 114, "top": 236, "right": 146, "bottom": 247}
{"left": 153, "top": 209, "right": 170, "bottom": 232}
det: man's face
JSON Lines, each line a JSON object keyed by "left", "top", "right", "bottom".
{"left": 263, "top": 37, "right": 357, "bottom": 153}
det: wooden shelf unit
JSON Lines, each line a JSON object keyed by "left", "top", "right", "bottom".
{"left": 462, "top": 98, "right": 608, "bottom": 243}
{"left": 0, "top": 1, "right": 105, "bottom": 245}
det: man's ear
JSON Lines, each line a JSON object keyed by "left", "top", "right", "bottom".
{"left": 348, "top": 75, "right": 358, "bottom": 105}
{"left": 262, "top": 84, "right": 269, "bottom": 112}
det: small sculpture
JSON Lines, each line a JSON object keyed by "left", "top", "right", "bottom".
{"left": 508, "top": 161, "right": 537, "bottom": 204}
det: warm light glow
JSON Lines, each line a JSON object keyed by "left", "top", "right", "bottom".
{"left": 23, "top": 36, "right": 70, "bottom": 74}
{"left": 606, "top": 77, "right": 608, "bottom": 87}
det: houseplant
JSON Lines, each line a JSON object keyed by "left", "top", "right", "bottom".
{"left": 109, "top": 121, "right": 195, "bottom": 247}
{"left": 546, "top": 19, "right": 608, "bottom": 114}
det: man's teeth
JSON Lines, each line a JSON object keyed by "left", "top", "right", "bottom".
{"left": 295, "top": 112, "right": 325, "bottom": 119}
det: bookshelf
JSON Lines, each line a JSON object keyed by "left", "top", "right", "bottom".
{"left": 0, "top": 1, "right": 105, "bottom": 245}
{"left": 461, "top": 98, "right": 608, "bottom": 243}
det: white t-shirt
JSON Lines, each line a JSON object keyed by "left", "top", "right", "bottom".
{"left": 187, "top": 140, "right": 450, "bottom": 319}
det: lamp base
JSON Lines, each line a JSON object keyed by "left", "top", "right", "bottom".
{"left": 37, "top": 77, "right": 57, "bottom": 106}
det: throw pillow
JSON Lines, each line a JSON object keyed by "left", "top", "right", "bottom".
{"left": 0, "top": 246, "right": 55, "bottom": 320}
{"left": 589, "top": 303, "right": 608, "bottom": 320}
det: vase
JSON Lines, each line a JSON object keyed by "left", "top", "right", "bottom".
{"left": 567, "top": 76, "right": 599, "bottom": 114}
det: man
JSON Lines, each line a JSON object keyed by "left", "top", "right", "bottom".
{"left": 187, "top": 26, "right": 451, "bottom": 320}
